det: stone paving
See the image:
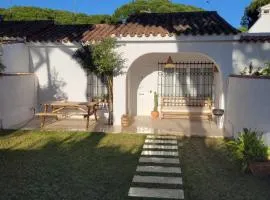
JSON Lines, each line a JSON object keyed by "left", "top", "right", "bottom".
{"left": 128, "top": 135, "right": 184, "bottom": 199}
{"left": 21, "top": 116, "right": 229, "bottom": 138}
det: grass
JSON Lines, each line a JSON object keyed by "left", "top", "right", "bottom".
{"left": 1, "top": 131, "right": 270, "bottom": 200}
{"left": 0, "top": 131, "right": 145, "bottom": 200}
{"left": 180, "top": 137, "right": 270, "bottom": 200}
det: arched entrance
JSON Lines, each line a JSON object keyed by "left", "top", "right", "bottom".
{"left": 126, "top": 52, "right": 223, "bottom": 125}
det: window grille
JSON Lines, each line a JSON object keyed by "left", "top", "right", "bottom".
{"left": 158, "top": 62, "right": 215, "bottom": 106}
{"left": 87, "top": 73, "right": 107, "bottom": 98}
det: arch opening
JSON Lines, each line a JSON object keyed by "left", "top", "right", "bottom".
{"left": 126, "top": 52, "right": 224, "bottom": 127}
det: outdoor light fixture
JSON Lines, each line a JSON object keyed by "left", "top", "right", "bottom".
{"left": 164, "top": 56, "right": 175, "bottom": 68}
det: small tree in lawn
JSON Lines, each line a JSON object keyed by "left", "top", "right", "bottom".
{"left": 73, "top": 37, "right": 124, "bottom": 125}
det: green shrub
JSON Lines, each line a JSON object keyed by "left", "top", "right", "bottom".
{"left": 226, "top": 128, "right": 268, "bottom": 172}
{"left": 260, "top": 62, "right": 270, "bottom": 76}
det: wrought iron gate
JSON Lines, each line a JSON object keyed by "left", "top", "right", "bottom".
{"left": 158, "top": 61, "right": 215, "bottom": 106}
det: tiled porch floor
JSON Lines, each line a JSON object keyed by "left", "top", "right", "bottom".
{"left": 21, "top": 115, "right": 231, "bottom": 138}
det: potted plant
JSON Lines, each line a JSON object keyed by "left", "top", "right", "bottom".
{"left": 227, "top": 128, "right": 270, "bottom": 176}
{"left": 151, "top": 92, "right": 159, "bottom": 119}
{"left": 121, "top": 114, "right": 130, "bottom": 127}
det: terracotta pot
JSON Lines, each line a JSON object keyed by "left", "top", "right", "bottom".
{"left": 121, "top": 115, "right": 130, "bottom": 127}
{"left": 249, "top": 161, "right": 270, "bottom": 176}
{"left": 151, "top": 111, "right": 159, "bottom": 119}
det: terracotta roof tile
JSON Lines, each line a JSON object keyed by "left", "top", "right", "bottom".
{"left": 1, "top": 11, "right": 239, "bottom": 42}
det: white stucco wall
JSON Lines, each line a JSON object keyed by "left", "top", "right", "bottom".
{"left": 2, "top": 36, "right": 270, "bottom": 129}
{"left": 28, "top": 43, "right": 88, "bottom": 103}
{"left": 114, "top": 35, "right": 236, "bottom": 126}
{"left": 0, "top": 74, "right": 37, "bottom": 129}
{"left": 226, "top": 77, "right": 270, "bottom": 146}
{"left": 249, "top": 15, "right": 270, "bottom": 33}
{"left": 233, "top": 42, "right": 270, "bottom": 73}
{"left": 2, "top": 43, "right": 29, "bottom": 73}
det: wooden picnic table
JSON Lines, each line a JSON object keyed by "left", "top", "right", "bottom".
{"left": 36, "top": 101, "right": 98, "bottom": 129}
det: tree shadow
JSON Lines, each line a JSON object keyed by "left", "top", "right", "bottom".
{"left": 29, "top": 47, "right": 68, "bottom": 104}
{"left": 0, "top": 131, "right": 145, "bottom": 200}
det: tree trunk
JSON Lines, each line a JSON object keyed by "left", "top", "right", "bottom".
{"left": 106, "top": 76, "right": 113, "bottom": 125}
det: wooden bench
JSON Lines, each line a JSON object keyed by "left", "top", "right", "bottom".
{"left": 160, "top": 96, "right": 212, "bottom": 120}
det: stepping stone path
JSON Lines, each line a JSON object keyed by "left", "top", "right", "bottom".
{"left": 128, "top": 135, "right": 184, "bottom": 199}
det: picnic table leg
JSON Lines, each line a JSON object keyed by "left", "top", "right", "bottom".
{"left": 51, "top": 105, "right": 59, "bottom": 120}
{"left": 86, "top": 106, "right": 90, "bottom": 129}
{"left": 94, "top": 105, "right": 97, "bottom": 121}
{"left": 41, "top": 104, "right": 48, "bottom": 128}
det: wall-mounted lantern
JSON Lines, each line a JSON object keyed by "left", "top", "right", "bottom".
{"left": 164, "top": 56, "right": 175, "bottom": 68}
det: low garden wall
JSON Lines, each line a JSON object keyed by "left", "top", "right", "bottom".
{"left": 0, "top": 73, "right": 38, "bottom": 129}
{"left": 225, "top": 75, "right": 270, "bottom": 145}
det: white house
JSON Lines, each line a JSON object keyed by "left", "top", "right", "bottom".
{"left": 1, "top": 9, "right": 270, "bottom": 135}
{"left": 249, "top": 3, "right": 270, "bottom": 33}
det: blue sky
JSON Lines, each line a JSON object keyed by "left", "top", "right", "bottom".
{"left": 0, "top": 0, "right": 252, "bottom": 27}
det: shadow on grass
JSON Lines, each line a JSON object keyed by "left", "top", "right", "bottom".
{"left": 0, "top": 131, "right": 145, "bottom": 200}
{"left": 179, "top": 137, "right": 270, "bottom": 200}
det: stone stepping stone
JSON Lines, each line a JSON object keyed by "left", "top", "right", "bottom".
{"left": 139, "top": 157, "right": 180, "bottom": 164}
{"left": 147, "top": 135, "right": 177, "bottom": 139}
{"left": 137, "top": 165, "right": 181, "bottom": 174}
{"left": 133, "top": 175, "right": 183, "bottom": 185}
{"left": 178, "top": 142, "right": 184, "bottom": 147}
{"left": 143, "top": 144, "right": 178, "bottom": 150}
{"left": 145, "top": 139, "right": 177, "bottom": 144}
{"left": 141, "top": 150, "right": 179, "bottom": 156}
{"left": 128, "top": 187, "right": 184, "bottom": 199}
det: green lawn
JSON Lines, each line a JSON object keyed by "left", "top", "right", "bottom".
{"left": 0, "top": 131, "right": 145, "bottom": 200}
{"left": 180, "top": 137, "right": 270, "bottom": 200}
{"left": 1, "top": 131, "right": 270, "bottom": 200}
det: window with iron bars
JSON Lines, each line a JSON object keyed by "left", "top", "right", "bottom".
{"left": 87, "top": 73, "right": 107, "bottom": 99}
{"left": 160, "top": 63, "right": 214, "bottom": 99}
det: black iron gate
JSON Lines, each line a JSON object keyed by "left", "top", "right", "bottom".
{"left": 158, "top": 61, "right": 215, "bottom": 106}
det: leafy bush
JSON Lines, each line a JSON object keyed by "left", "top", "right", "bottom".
{"left": 260, "top": 62, "right": 270, "bottom": 76}
{"left": 240, "top": 62, "right": 270, "bottom": 76}
{"left": 226, "top": 128, "right": 268, "bottom": 172}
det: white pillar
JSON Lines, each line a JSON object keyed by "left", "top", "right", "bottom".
{"left": 113, "top": 73, "right": 127, "bottom": 125}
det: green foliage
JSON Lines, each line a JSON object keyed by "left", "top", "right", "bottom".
{"left": 238, "top": 26, "right": 248, "bottom": 32}
{"left": 0, "top": 6, "right": 111, "bottom": 24}
{"left": 112, "top": 0, "right": 202, "bottom": 22}
{"left": 241, "top": 0, "right": 270, "bottom": 28}
{"left": 260, "top": 62, "right": 270, "bottom": 75}
{"left": 73, "top": 38, "right": 124, "bottom": 76}
{"left": 1, "top": 2, "right": 202, "bottom": 25}
{"left": 91, "top": 38, "right": 125, "bottom": 77}
{"left": 73, "top": 38, "right": 125, "bottom": 124}
{"left": 240, "top": 62, "right": 270, "bottom": 76}
{"left": 226, "top": 128, "right": 268, "bottom": 172}
{"left": 153, "top": 92, "right": 158, "bottom": 112}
